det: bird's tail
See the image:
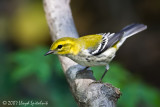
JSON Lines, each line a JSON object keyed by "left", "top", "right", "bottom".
{"left": 116, "top": 23, "right": 147, "bottom": 49}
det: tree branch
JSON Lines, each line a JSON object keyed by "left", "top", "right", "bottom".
{"left": 43, "top": 0, "right": 121, "bottom": 106}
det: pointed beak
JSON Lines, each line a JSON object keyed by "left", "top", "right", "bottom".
{"left": 44, "top": 50, "right": 55, "bottom": 56}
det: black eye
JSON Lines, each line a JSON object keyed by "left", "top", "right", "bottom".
{"left": 57, "top": 45, "right": 63, "bottom": 49}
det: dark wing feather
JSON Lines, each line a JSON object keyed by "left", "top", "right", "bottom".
{"left": 104, "top": 32, "right": 124, "bottom": 50}
{"left": 91, "top": 23, "right": 147, "bottom": 56}
{"left": 92, "top": 32, "right": 124, "bottom": 55}
{"left": 90, "top": 33, "right": 109, "bottom": 55}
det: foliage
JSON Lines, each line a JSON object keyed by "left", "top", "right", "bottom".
{"left": 0, "top": 47, "right": 76, "bottom": 107}
{"left": 10, "top": 47, "right": 53, "bottom": 83}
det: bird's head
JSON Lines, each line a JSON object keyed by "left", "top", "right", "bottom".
{"left": 45, "top": 37, "right": 80, "bottom": 56}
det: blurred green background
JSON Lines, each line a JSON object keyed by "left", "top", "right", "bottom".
{"left": 0, "top": 0, "right": 160, "bottom": 107}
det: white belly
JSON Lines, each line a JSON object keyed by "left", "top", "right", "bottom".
{"left": 66, "top": 47, "right": 116, "bottom": 66}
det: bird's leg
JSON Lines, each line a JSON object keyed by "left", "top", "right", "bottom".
{"left": 99, "top": 64, "right": 109, "bottom": 82}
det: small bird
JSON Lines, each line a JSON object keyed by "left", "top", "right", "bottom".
{"left": 45, "top": 23, "right": 147, "bottom": 82}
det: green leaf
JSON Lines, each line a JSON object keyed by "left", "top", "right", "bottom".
{"left": 10, "top": 47, "right": 53, "bottom": 83}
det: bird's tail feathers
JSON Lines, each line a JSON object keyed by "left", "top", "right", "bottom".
{"left": 116, "top": 23, "right": 147, "bottom": 49}
{"left": 121, "top": 23, "right": 147, "bottom": 39}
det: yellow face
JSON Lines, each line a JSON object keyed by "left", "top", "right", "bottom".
{"left": 49, "top": 37, "right": 80, "bottom": 55}
{"left": 45, "top": 34, "right": 102, "bottom": 56}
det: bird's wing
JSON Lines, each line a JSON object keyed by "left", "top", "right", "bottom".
{"left": 91, "top": 32, "right": 124, "bottom": 55}
{"left": 90, "top": 23, "right": 146, "bottom": 56}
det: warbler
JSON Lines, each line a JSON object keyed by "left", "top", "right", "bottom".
{"left": 45, "top": 23, "right": 147, "bottom": 81}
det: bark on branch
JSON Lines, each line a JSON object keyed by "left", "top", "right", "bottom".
{"left": 43, "top": 0, "right": 121, "bottom": 106}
